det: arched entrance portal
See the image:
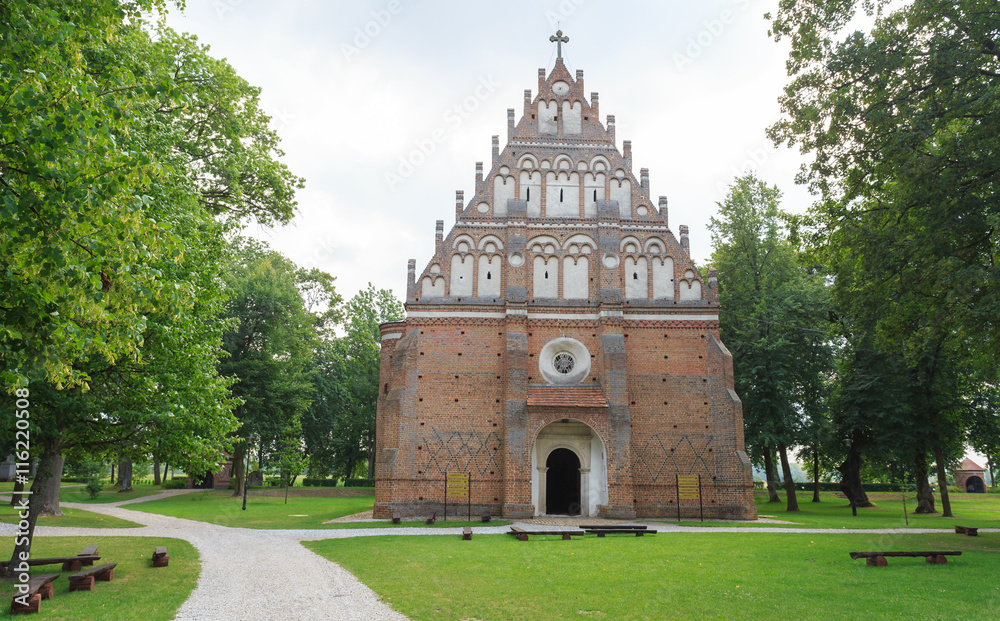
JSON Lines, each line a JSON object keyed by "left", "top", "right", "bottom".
{"left": 546, "top": 448, "right": 581, "bottom": 515}
{"left": 532, "top": 419, "right": 608, "bottom": 517}
{"left": 966, "top": 476, "right": 985, "bottom": 493}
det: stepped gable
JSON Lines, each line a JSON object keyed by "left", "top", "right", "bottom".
{"left": 407, "top": 55, "right": 713, "bottom": 310}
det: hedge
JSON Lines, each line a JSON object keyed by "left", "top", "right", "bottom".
{"left": 302, "top": 478, "right": 339, "bottom": 487}
{"left": 344, "top": 478, "right": 374, "bottom": 488}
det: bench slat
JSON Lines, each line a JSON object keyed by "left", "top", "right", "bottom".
{"left": 68, "top": 563, "right": 118, "bottom": 581}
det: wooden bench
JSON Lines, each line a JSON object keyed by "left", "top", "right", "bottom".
{"left": 0, "top": 555, "right": 100, "bottom": 572}
{"left": 68, "top": 563, "right": 118, "bottom": 592}
{"left": 426, "top": 511, "right": 436, "bottom": 525}
{"left": 585, "top": 528, "right": 657, "bottom": 537}
{"left": 508, "top": 527, "right": 585, "bottom": 541}
{"left": 581, "top": 524, "right": 647, "bottom": 530}
{"left": 462, "top": 527, "right": 473, "bottom": 541}
{"left": 392, "top": 512, "right": 401, "bottom": 524}
{"left": 955, "top": 525, "right": 978, "bottom": 537}
{"left": 9, "top": 573, "right": 59, "bottom": 615}
{"left": 481, "top": 511, "right": 491, "bottom": 523}
{"left": 849, "top": 551, "right": 962, "bottom": 566}
{"left": 78, "top": 545, "right": 98, "bottom": 566}
{"left": 152, "top": 546, "right": 169, "bottom": 568}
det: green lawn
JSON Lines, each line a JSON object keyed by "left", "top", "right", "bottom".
{"left": 0, "top": 536, "right": 198, "bottom": 620}
{"left": 0, "top": 482, "right": 86, "bottom": 492}
{"left": 0, "top": 503, "right": 141, "bottom": 529}
{"left": 321, "top": 519, "right": 510, "bottom": 529}
{"left": 306, "top": 531, "right": 1000, "bottom": 620}
{"left": 673, "top": 490, "right": 1000, "bottom": 529}
{"left": 58, "top": 483, "right": 171, "bottom": 504}
{"left": 126, "top": 489, "right": 376, "bottom": 529}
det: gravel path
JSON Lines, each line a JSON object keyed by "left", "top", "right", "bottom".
{"left": 2, "top": 495, "right": 996, "bottom": 620}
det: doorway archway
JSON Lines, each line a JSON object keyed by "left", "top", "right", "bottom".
{"left": 966, "top": 475, "right": 985, "bottom": 493}
{"left": 545, "top": 448, "right": 581, "bottom": 515}
{"left": 532, "top": 419, "right": 608, "bottom": 517}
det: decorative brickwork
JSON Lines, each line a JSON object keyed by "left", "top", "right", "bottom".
{"left": 375, "top": 40, "right": 756, "bottom": 521}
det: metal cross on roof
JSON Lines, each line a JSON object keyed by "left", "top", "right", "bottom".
{"left": 550, "top": 30, "right": 569, "bottom": 59}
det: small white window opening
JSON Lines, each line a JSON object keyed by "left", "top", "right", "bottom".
{"left": 560, "top": 189, "right": 564, "bottom": 202}
{"left": 487, "top": 272, "right": 492, "bottom": 280}
{"left": 545, "top": 271, "right": 549, "bottom": 279}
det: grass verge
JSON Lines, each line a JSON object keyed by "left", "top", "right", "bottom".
{"left": 671, "top": 490, "right": 1000, "bottom": 529}
{"left": 0, "top": 536, "right": 197, "bottom": 620}
{"left": 58, "top": 484, "right": 173, "bottom": 505}
{"left": 127, "top": 490, "right": 375, "bottom": 529}
{"left": 306, "top": 531, "right": 1000, "bottom": 620}
{"left": 0, "top": 504, "right": 140, "bottom": 529}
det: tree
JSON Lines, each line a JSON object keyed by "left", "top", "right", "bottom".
{"left": 768, "top": 0, "right": 1000, "bottom": 519}
{"left": 274, "top": 420, "right": 308, "bottom": 504}
{"left": 302, "top": 285, "right": 403, "bottom": 481}
{"left": 709, "top": 174, "right": 833, "bottom": 512}
{"left": 1, "top": 2, "right": 301, "bottom": 577}
{"left": 220, "top": 240, "right": 329, "bottom": 497}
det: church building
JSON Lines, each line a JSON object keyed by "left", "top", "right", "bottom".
{"left": 375, "top": 33, "right": 756, "bottom": 520}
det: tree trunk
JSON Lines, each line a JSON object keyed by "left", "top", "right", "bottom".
{"left": 778, "top": 444, "right": 799, "bottom": 511}
{"left": 763, "top": 448, "right": 781, "bottom": 502}
{"left": 837, "top": 452, "right": 873, "bottom": 508}
{"left": 812, "top": 448, "right": 821, "bottom": 503}
{"left": 913, "top": 451, "right": 936, "bottom": 513}
{"left": 37, "top": 453, "right": 64, "bottom": 516}
{"left": 231, "top": 441, "right": 245, "bottom": 498}
{"left": 153, "top": 460, "right": 161, "bottom": 485}
{"left": 117, "top": 459, "right": 133, "bottom": 492}
{"left": 367, "top": 445, "right": 376, "bottom": 481}
{"left": 932, "top": 441, "right": 953, "bottom": 518}
{"left": 4, "top": 443, "right": 62, "bottom": 579}
{"left": 989, "top": 454, "right": 996, "bottom": 489}
{"left": 109, "top": 462, "right": 115, "bottom": 485}
{"left": 9, "top": 477, "right": 24, "bottom": 507}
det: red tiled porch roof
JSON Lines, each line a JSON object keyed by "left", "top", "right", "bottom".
{"left": 527, "top": 385, "right": 608, "bottom": 408}
{"left": 958, "top": 458, "right": 984, "bottom": 472}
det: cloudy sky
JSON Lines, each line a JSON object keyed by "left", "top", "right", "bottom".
{"left": 163, "top": 0, "right": 815, "bottom": 301}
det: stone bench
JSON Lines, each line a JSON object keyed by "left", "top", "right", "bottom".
{"left": 152, "top": 546, "right": 169, "bottom": 568}
{"left": 462, "top": 527, "right": 473, "bottom": 541}
{"left": 426, "top": 511, "right": 436, "bottom": 525}
{"left": 849, "top": 550, "right": 961, "bottom": 566}
{"left": 68, "top": 563, "right": 118, "bottom": 591}
{"left": 955, "top": 525, "right": 978, "bottom": 536}
{"left": 9, "top": 573, "right": 59, "bottom": 615}
{"left": 508, "top": 527, "right": 584, "bottom": 541}
{"left": 481, "top": 511, "right": 491, "bottom": 523}
{"left": 392, "top": 512, "right": 401, "bottom": 524}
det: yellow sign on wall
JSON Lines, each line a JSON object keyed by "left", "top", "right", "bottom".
{"left": 677, "top": 475, "right": 701, "bottom": 500}
{"left": 446, "top": 472, "right": 470, "bottom": 498}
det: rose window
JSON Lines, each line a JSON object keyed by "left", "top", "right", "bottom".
{"left": 553, "top": 353, "right": 575, "bottom": 374}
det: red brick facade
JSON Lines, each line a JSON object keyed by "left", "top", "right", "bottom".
{"left": 375, "top": 55, "right": 755, "bottom": 520}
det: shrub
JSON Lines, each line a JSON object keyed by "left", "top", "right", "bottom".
{"left": 162, "top": 477, "right": 188, "bottom": 489}
{"left": 344, "top": 478, "right": 375, "bottom": 488}
{"left": 85, "top": 477, "right": 103, "bottom": 500}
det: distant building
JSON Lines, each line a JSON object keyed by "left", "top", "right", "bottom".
{"left": 955, "top": 459, "right": 986, "bottom": 493}
{"left": 187, "top": 455, "right": 233, "bottom": 490}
